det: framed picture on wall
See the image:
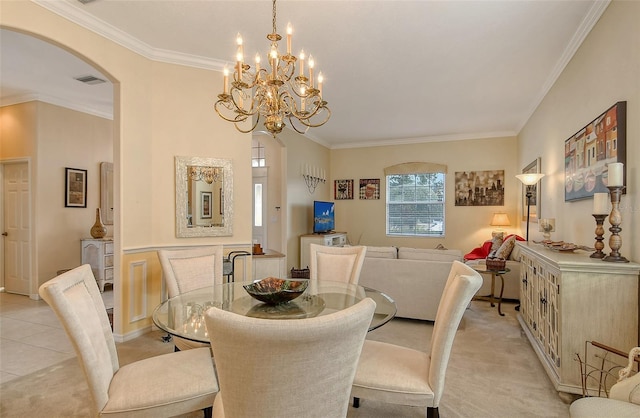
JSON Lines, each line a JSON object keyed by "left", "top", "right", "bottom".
{"left": 454, "top": 170, "right": 505, "bottom": 206}
{"left": 334, "top": 179, "right": 354, "bottom": 200}
{"left": 359, "top": 179, "right": 380, "bottom": 200}
{"left": 65, "top": 167, "right": 87, "bottom": 208}
{"left": 564, "top": 101, "right": 626, "bottom": 201}
{"left": 201, "top": 191, "right": 212, "bottom": 219}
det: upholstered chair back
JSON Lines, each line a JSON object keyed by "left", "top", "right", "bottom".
{"left": 428, "top": 260, "right": 482, "bottom": 405}
{"left": 158, "top": 246, "right": 224, "bottom": 298}
{"left": 309, "top": 243, "right": 367, "bottom": 285}
{"left": 39, "top": 264, "right": 119, "bottom": 414}
{"left": 205, "top": 298, "right": 376, "bottom": 418}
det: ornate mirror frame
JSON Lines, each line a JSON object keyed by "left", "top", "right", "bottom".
{"left": 175, "top": 156, "right": 233, "bottom": 237}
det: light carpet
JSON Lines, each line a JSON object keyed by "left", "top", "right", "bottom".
{"left": 0, "top": 301, "right": 572, "bottom": 417}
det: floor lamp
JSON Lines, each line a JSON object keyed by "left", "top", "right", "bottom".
{"left": 515, "top": 173, "right": 545, "bottom": 241}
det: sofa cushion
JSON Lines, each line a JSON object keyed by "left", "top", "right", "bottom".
{"left": 397, "top": 247, "right": 461, "bottom": 262}
{"left": 365, "top": 246, "right": 397, "bottom": 259}
{"left": 490, "top": 233, "right": 504, "bottom": 253}
{"left": 495, "top": 235, "right": 516, "bottom": 259}
{"left": 509, "top": 242, "right": 522, "bottom": 261}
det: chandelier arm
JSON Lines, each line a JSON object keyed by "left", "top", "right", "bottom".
{"left": 295, "top": 107, "right": 331, "bottom": 128}
{"left": 234, "top": 115, "right": 260, "bottom": 134}
{"left": 215, "top": 100, "right": 250, "bottom": 123}
{"left": 287, "top": 115, "right": 311, "bottom": 135}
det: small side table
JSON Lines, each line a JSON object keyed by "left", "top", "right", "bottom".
{"left": 472, "top": 266, "right": 511, "bottom": 316}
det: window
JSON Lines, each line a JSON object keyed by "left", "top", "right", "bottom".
{"left": 251, "top": 139, "right": 266, "bottom": 167}
{"left": 386, "top": 173, "right": 445, "bottom": 236}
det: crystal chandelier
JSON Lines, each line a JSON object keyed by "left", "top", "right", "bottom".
{"left": 214, "top": 0, "right": 330, "bottom": 136}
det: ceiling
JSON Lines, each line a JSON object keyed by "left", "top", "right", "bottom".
{"left": 0, "top": 0, "right": 609, "bottom": 148}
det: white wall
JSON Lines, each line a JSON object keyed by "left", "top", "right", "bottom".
{"left": 518, "top": 0, "right": 640, "bottom": 262}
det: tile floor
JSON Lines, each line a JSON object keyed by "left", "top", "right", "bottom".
{"left": 0, "top": 289, "right": 113, "bottom": 384}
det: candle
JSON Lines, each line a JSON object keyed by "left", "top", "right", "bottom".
{"left": 608, "top": 162, "right": 624, "bottom": 187}
{"left": 593, "top": 192, "right": 608, "bottom": 214}
{"left": 299, "top": 50, "right": 305, "bottom": 76}
{"left": 236, "top": 33, "right": 243, "bottom": 80}
{"left": 286, "top": 23, "right": 293, "bottom": 55}
{"left": 308, "top": 55, "right": 314, "bottom": 88}
{"left": 317, "top": 72, "right": 323, "bottom": 97}
{"left": 223, "top": 67, "right": 229, "bottom": 95}
{"left": 255, "top": 53, "right": 261, "bottom": 74}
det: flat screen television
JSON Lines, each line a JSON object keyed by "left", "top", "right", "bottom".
{"left": 313, "top": 200, "right": 335, "bottom": 233}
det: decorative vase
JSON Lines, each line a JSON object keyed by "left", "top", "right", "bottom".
{"left": 90, "top": 208, "right": 107, "bottom": 238}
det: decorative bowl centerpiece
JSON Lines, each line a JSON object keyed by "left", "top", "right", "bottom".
{"left": 243, "top": 277, "right": 308, "bottom": 305}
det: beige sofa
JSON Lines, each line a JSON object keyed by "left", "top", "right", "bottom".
{"left": 358, "top": 246, "right": 463, "bottom": 321}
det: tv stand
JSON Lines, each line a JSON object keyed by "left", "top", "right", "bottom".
{"left": 300, "top": 232, "right": 347, "bottom": 268}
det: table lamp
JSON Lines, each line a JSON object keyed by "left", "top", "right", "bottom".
{"left": 490, "top": 213, "right": 511, "bottom": 234}
{"left": 515, "top": 172, "right": 545, "bottom": 241}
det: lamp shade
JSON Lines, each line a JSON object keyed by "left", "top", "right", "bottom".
{"left": 516, "top": 173, "right": 545, "bottom": 186}
{"left": 490, "top": 213, "right": 511, "bottom": 227}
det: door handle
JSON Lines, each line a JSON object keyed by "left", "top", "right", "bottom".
{"left": 1, "top": 232, "right": 7, "bottom": 236}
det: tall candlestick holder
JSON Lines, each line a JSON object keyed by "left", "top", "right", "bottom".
{"left": 603, "top": 186, "right": 629, "bottom": 263}
{"left": 590, "top": 214, "right": 607, "bottom": 259}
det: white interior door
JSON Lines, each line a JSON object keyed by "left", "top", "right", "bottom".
{"left": 252, "top": 167, "right": 268, "bottom": 249}
{"left": 2, "top": 162, "right": 31, "bottom": 295}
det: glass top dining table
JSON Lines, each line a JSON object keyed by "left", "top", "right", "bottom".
{"left": 152, "top": 280, "right": 397, "bottom": 344}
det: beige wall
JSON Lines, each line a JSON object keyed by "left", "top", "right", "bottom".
{"left": 277, "top": 129, "right": 331, "bottom": 270}
{"left": 330, "top": 137, "right": 519, "bottom": 253}
{"left": 1, "top": 2, "right": 252, "bottom": 339}
{"left": 37, "top": 102, "right": 113, "bottom": 280}
{"left": 0, "top": 102, "right": 113, "bottom": 291}
{"left": 518, "top": 0, "right": 640, "bottom": 262}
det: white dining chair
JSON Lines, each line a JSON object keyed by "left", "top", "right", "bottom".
{"left": 158, "top": 245, "right": 223, "bottom": 351}
{"left": 351, "top": 260, "right": 482, "bottom": 418}
{"left": 309, "top": 243, "right": 367, "bottom": 285}
{"left": 39, "top": 264, "right": 218, "bottom": 417}
{"left": 205, "top": 298, "right": 376, "bottom": 418}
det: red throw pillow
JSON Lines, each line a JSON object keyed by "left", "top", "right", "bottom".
{"left": 464, "top": 240, "right": 493, "bottom": 260}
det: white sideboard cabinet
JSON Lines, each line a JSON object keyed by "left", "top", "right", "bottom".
{"left": 299, "top": 232, "right": 347, "bottom": 268}
{"left": 81, "top": 238, "right": 114, "bottom": 292}
{"left": 517, "top": 242, "right": 639, "bottom": 395}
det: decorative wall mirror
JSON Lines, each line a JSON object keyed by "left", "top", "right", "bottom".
{"left": 175, "top": 156, "right": 233, "bottom": 237}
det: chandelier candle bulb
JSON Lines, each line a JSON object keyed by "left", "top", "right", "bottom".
{"left": 318, "top": 72, "right": 323, "bottom": 96}
{"left": 308, "top": 55, "right": 314, "bottom": 87}
{"left": 593, "top": 192, "right": 609, "bottom": 215}
{"left": 286, "top": 23, "right": 292, "bottom": 54}
{"left": 608, "top": 162, "right": 624, "bottom": 187}
{"left": 299, "top": 50, "right": 305, "bottom": 76}
{"left": 223, "top": 67, "right": 229, "bottom": 95}
{"left": 255, "top": 53, "right": 261, "bottom": 73}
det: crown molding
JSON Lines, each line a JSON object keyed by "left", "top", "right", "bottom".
{"left": 1, "top": 93, "right": 113, "bottom": 120}
{"left": 32, "top": 0, "right": 227, "bottom": 72}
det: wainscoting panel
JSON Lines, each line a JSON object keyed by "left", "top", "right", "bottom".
{"left": 128, "top": 260, "right": 147, "bottom": 323}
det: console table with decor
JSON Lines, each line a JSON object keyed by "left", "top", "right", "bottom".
{"left": 516, "top": 242, "right": 639, "bottom": 395}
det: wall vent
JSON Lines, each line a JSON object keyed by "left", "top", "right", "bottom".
{"left": 74, "top": 75, "right": 107, "bottom": 85}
